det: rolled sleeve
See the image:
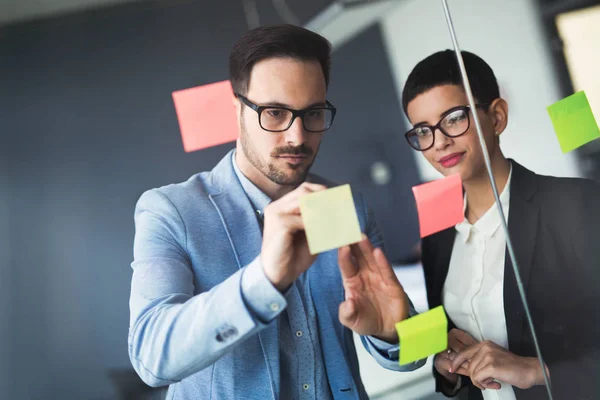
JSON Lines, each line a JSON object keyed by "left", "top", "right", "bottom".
{"left": 366, "top": 335, "right": 400, "bottom": 360}
{"left": 362, "top": 303, "right": 425, "bottom": 371}
{"left": 241, "top": 257, "right": 287, "bottom": 323}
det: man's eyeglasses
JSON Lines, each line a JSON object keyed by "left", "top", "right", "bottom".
{"left": 235, "top": 94, "right": 337, "bottom": 133}
{"left": 405, "top": 104, "right": 489, "bottom": 151}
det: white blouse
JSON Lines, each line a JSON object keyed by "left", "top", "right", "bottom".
{"left": 443, "top": 168, "right": 516, "bottom": 400}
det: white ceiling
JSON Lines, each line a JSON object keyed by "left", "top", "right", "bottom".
{"left": 0, "top": 0, "right": 149, "bottom": 26}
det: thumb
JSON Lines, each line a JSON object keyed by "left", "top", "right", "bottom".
{"left": 338, "top": 298, "right": 358, "bottom": 328}
{"left": 482, "top": 378, "right": 501, "bottom": 390}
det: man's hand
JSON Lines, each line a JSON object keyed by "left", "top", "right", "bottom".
{"left": 261, "top": 182, "right": 327, "bottom": 291}
{"left": 450, "top": 340, "right": 549, "bottom": 390}
{"left": 337, "top": 237, "right": 409, "bottom": 343}
{"left": 435, "top": 328, "right": 480, "bottom": 386}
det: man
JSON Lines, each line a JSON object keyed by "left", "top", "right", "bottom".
{"left": 128, "top": 25, "right": 423, "bottom": 400}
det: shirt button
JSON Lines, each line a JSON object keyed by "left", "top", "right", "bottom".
{"left": 270, "top": 303, "right": 280, "bottom": 312}
{"left": 296, "top": 330, "right": 303, "bottom": 337}
{"left": 303, "top": 384, "right": 310, "bottom": 391}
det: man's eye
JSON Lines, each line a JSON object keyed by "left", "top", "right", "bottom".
{"left": 266, "top": 109, "right": 285, "bottom": 117}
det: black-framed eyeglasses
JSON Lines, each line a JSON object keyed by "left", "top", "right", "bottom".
{"left": 235, "top": 94, "right": 337, "bottom": 133}
{"left": 405, "top": 104, "right": 490, "bottom": 151}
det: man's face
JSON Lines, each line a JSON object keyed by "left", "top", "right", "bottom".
{"left": 237, "top": 57, "right": 327, "bottom": 186}
{"left": 406, "top": 84, "right": 500, "bottom": 182}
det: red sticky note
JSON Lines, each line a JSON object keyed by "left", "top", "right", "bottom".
{"left": 172, "top": 80, "right": 239, "bottom": 152}
{"left": 412, "top": 174, "right": 463, "bottom": 238}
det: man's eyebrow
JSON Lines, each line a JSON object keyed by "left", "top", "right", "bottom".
{"left": 261, "top": 100, "right": 327, "bottom": 109}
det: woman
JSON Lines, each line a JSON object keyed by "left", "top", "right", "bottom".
{"left": 401, "top": 50, "right": 600, "bottom": 399}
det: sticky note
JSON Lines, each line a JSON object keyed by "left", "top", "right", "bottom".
{"left": 172, "top": 80, "right": 239, "bottom": 152}
{"left": 547, "top": 91, "right": 600, "bottom": 153}
{"left": 412, "top": 175, "right": 463, "bottom": 238}
{"left": 396, "top": 306, "right": 448, "bottom": 365}
{"left": 300, "top": 184, "right": 363, "bottom": 255}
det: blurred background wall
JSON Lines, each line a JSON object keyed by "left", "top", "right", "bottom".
{"left": 1, "top": 0, "right": 598, "bottom": 399}
{"left": 380, "top": 0, "right": 582, "bottom": 181}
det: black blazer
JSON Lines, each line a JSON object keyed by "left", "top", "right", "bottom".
{"left": 422, "top": 161, "right": 600, "bottom": 400}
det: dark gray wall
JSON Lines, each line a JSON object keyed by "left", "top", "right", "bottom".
{"left": 318, "top": 24, "right": 421, "bottom": 260}
{"left": 1, "top": 1, "right": 419, "bottom": 399}
{"left": 0, "top": 55, "right": 10, "bottom": 397}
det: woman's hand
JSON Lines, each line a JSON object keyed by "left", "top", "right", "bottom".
{"left": 450, "top": 340, "right": 549, "bottom": 390}
{"left": 435, "top": 328, "right": 479, "bottom": 386}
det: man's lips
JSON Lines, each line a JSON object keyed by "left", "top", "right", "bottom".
{"left": 278, "top": 154, "right": 309, "bottom": 164}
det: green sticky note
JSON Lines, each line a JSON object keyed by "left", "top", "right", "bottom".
{"left": 300, "top": 184, "right": 363, "bottom": 255}
{"left": 396, "top": 306, "right": 448, "bottom": 365}
{"left": 547, "top": 91, "right": 600, "bottom": 153}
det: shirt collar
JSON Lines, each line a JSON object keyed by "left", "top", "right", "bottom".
{"left": 455, "top": 165, "right": 513, "bottom": 242}
{"left": 231, "top": 150, "right": 272, "bottom": 218}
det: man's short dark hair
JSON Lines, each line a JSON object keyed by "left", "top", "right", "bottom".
{"left": 229, "top": 24, "right": 332, "bottom": 96}
{"left": 401, "top": 50, "right": 500, "bottom": 114}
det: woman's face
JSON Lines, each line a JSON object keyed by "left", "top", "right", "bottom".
{"left": 406, "top": 84, "right": 507, "bottom": 183}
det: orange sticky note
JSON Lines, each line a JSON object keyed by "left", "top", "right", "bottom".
{"left": 412, "top": 175, "right": 463, "bottom": 238}
{"left": 172, "top": 80, "right": 239, "bottom": 152}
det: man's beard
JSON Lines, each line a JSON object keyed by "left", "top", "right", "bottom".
{"left": 239, "top": 119, "right": 317, "bottom": 186}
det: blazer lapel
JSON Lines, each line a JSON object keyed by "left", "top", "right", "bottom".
{"left": 430, "top": 228, "right": 457, "bottom": 308}
{"left": 503, "top": 161, "right": 539, "bottom": 353}
{"left": 207, "top": 150, "right": 281, "bottom": 397}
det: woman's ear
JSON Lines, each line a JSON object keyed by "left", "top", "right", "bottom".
{"left": 489, "top": 98, "right": 509, "bottom": 135}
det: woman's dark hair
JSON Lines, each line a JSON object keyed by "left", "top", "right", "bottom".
{"left": 402, "top": 50, "right": 500, "bottom": 113}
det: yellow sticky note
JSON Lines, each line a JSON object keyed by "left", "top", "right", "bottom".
{"left": 547, "top": 91, "right": 600, "bottom": 153}
{"left": 396, "top": 306, "right": 448, "bottom": 365}
{"left": 300, "top": 184, "right": 363, "bottom": 255}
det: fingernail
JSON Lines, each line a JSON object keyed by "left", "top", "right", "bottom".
{"left": 448, "top": 368, "right": 452, "bottom": 373}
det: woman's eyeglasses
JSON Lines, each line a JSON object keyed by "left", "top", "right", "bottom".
{"left": 405, "top": 104, "right": 489, "bottom": 151}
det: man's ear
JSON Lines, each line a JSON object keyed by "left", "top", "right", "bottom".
{"left": 232, "top": 95, "right": 241, "bottom": 114}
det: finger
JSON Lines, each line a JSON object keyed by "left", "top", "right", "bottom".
{"left": 299, "top": 182, "right": 327, "bottom": 192}
{"left": 456, "top": 364, "right": 469, "bottom": 376}
{"left": 482, "top": 377, "right": 501, "bottom": 390}
{"left": 270, "top": 183, "right": 327, "bottom": 215}
{"left": 447, "top": 350, "right": 456, "bottom": 362}
{"left": 467, "top": 353, "right": 489, "bottom": 390}
{"left": 450, "top": 343, "right": 481, "bottom": 372}
{"left": 451, "top": 328, "right": 478, "bottom": 347}
{"left": 266, "top": 214, "right": 305, "bottom": 234}
{"left": 448, "top": 330, "right": 467, "bottom": 352}
{"left": 472, "top": 366, "right": 501, "bottom": 391}
{"left": 373, "top": 246, "right": 399, "bottom": 282}
{"left": 338, "top": 298, "right": 358, "bottom": 328}
{"left": 338, "top": 246, "right": 359, "bottom": 280}
{"left": 350, "top": 239, "right": 377, "bottom": 275}
{"left": 434, "top": 353, "right": 453, "bottom": 376}
{"left": 468, "top": 347, "right": 499, "bottom": 391}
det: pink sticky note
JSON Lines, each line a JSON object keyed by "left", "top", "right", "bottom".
{"left": 412, "top": 174, "right": 463, "bottom": 238}
{"left": 172, "top": 80, "right": 239, "bottom": 152}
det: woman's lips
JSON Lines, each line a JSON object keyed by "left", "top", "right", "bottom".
{"left": 438, "top": 152, "right": 464, "bottom": 168}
